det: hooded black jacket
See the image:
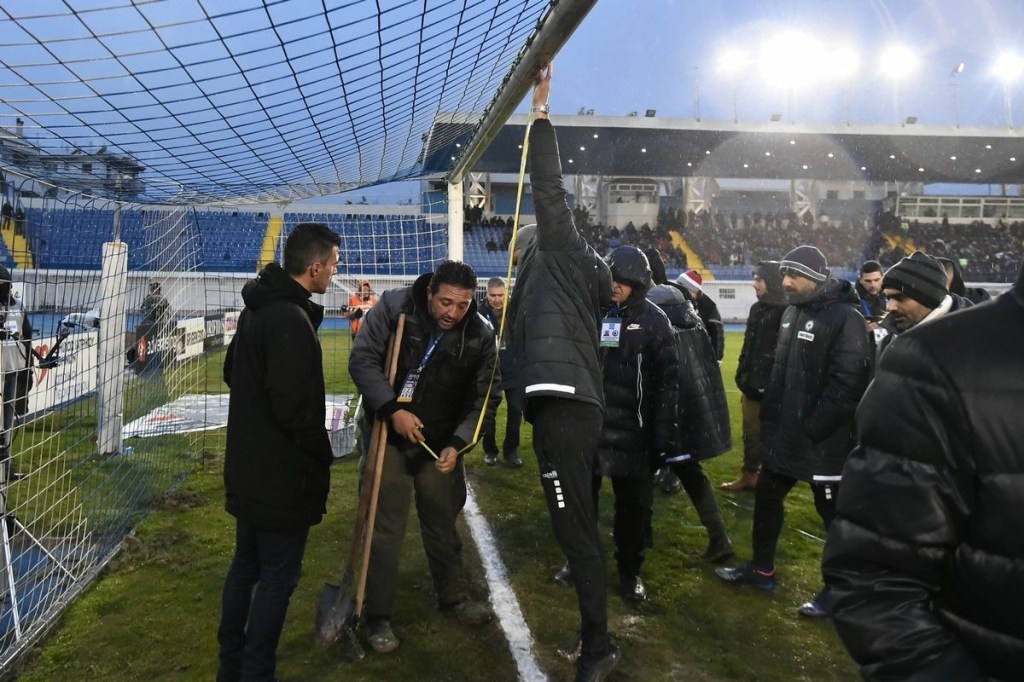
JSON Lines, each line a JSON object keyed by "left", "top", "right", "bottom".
{"left": 736, "top": 264, "right": 786, "bottom": 401}
{"left": 510, "top": 119, "right": 612, "bottom": 418}
{"left": 823, "top": 270, "right": 1024, "bottom": 681}
{"left": 223, "top": 262, "right": 333, "bottom": 532}
{"left": 648, "top": 284, "right": 731, "bottom": 462}
{"left": 349, "top": 273, "right": 497, "bottom": 453}
{"left": 596, "top": 289, "right": 678, "bottom": 479}
{"left": 760, "top": 278, "right": 872, "bottom": 482}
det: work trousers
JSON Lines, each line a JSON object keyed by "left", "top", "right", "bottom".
{"left": 530, "top": 397, "right": 610, "bottom": 658}
{"left": 740, "top": 394, "right": 762, "bottom": 474}
{"left": 364, "top": 442, "right": 467, "bottom": 619}
{"left": 217, "top": 518, "right": 309, "bottom": 682}
{"left": 751, "top": 468, "right": 839, "bottom": 571}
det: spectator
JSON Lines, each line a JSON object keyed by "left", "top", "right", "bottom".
{"left": 854, "top": 260, "right": 886, "bottom": 331}
{"left": 344, "top": 279, "right": 378, "bottom": 339}
{"left": 479, "top": 276, "right": 522, "bottom": 467}
{"left": 675, "top": 269, "right": 724, "bottom": 363}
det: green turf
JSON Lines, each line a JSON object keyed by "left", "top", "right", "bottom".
{"left": 14, "top": 330, "right": 859, "bottom": 681}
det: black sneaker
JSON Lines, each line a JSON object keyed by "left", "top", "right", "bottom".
{"left": 715, "top": 563, "right": 776, "bottom": 591}
{"left": 701, "top": 535, "right": 735, "bottom": 563}
{"left": 620, "top": 575, "right": 647, "bottom": 603}
{"left": 483, "top": 451, "right": 498, "bottom": 466}
{"left": 503, "top": 450, "right": 523, "bottom": 467}
{"left": 553, "top": 562, "right": 573, "bottom": 586}
{"left": 575, "top": 642, "right": 620, "bottom": 682}
{"left": 661, "top": 471, "right": 682, "bottom": 495}
{"left": 440, "top": 599, "right": 493, "bottom": 625}
{"left": 798, "top": 587, "right": 834, "bottom": 618}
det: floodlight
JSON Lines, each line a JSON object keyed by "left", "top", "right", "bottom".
{"left": 993, "top": 53, "right": 1024, "bottom": 82}
{"left": 880, "top": 46, "right": 918, "bottom": 79}
{"left": 758, "top": 31, "right": 824, "bottom": 87}
{"left": 717, "top": 48, "right": 747, "bottom": 75}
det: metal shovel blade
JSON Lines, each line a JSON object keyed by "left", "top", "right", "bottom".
{"left": 314, "top": 581, "right": 352, "bottom": 648}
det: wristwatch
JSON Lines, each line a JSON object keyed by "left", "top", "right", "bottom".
{"left": 531, "top": 103, "right": 550, "bottom": 115}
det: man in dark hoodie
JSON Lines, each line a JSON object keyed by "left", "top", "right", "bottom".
{"left": 722, "top": 261, "right": 787, "bottom": 492}
{"left": 716, "top": 245, "right": 871, "bottom": 620}
{"left": 218, "top": 222, "right": 340, "bottom": 682}
{"left": 510, "top": 65, "right": 618, "bottom": 682}
{"left": 349, "top": 260, "right": 497, "bottom": 654}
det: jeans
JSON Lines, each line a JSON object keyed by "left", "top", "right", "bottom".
{"left": 217, "top": 519, "right": 309, "bottom": 682}
{"left": 530, "top": 397, "right": 609, "bottom": 657}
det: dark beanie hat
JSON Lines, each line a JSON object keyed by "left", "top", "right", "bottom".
{"left": 883, "top": 251, "right": 948, "bottom": 309}
{"left": 780, "top": 245, "right": 829, "bottom": 283}
{"left": 643, "top": 248, "right": 668, "bottom": 285}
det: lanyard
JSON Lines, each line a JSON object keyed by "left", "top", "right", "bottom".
{"left": 416, "top": 332, "right": 442, "bottom": 371}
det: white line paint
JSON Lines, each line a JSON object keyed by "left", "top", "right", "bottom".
{"left": 463, "top": 481, "right": 547, "bottom": 682}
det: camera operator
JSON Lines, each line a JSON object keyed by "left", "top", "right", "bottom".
{"left": 0, "top": 265, "right": 33, "bottom": 474}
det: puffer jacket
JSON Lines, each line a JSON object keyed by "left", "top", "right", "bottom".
{"left": 223, "top": 262, "right": 333, "bottom": 532}
{"left": 596, "top": 291, "right": 678, "bottom": 479}
{"left": 349, "top": 273, "right": 497, "bottom": 453}
{"left": 509, "top": 119, "right": 612, "bottom": 418}
{"left": 735, "top": 267, "right": 786, "bottom": 401}
{"left": 760, "top": 278, "right": 871, "bottom": 482}
{"left": 648, "top": 283, "right": 731, "bottom": 462}
{"left": 823, "top": 272, "right": 1024, "bottom": 681}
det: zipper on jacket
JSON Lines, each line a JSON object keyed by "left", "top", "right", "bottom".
{"left": 635, "top": 353, "right": 644, "bottom": 428}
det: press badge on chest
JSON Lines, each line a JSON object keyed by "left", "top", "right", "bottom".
{"left": 397, "top": 368, "right": 421, "bottom": 403}
{"left": 600, "top": 317, "right": 622, "bottom": 348}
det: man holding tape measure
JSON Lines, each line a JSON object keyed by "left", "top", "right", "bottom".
{"left": 348, "top": 259, "right": 497, "bottom": 654}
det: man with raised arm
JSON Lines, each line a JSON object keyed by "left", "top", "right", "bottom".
{"left": 508, "top": 64, "right": 618, "bottom": 682}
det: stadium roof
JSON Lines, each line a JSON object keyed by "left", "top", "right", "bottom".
{"left": 425, "top": 114, "right": 1024, "bottom": 186}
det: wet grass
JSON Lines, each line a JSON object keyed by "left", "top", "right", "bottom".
{"left": 14, "top": 331, "right": 858, "bottom": 681}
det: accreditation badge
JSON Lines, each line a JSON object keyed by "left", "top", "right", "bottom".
{"left": 600, "top": 317, "right": 622, "bottom": 348}
{"left": 396, "top": 368, "right": 421, "bottom": 403}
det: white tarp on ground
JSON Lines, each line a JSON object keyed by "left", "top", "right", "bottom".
{"left": 123, "top": 394, "right": 359, "bottom": 457}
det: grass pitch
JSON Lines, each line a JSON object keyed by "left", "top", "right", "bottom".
{"left": 15, "top": 331, "right": 858, "bottom": 681}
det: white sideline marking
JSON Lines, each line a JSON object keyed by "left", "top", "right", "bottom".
{"left": 463, "top": 481, "right": 546, "bottom": 681}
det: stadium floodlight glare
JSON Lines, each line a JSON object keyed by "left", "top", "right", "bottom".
{"left": 993, "top": 53, "right": 1024, "bottom": 82}
{"left": 879, "top": 46, "right": 918, "bottom": 80}
{"left": 758, "top": 31, "right": 824, "bottom": 87}
{"left": 717, "top": 48, "right": 747, "bottom": 75}
{"left": 825, "top": 47, "right": 860, "bottom": 80}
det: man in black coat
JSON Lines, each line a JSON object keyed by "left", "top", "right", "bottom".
{"left": 675, "top": 268, "right": 725, "bottom": 362}
{"left": 349, "top": 260, "right": 497, "bottom": 654}
{"left": 854, "top": 260, "right": 887, "bottom": 332}
{"left": 593, "top": 246, "right": 678, "bottom": 603}
{"left": 509, "top": 65, "right": 618, "bottom": 682}
{"left": 217, "top": 222, "right": 340, "bottom": 682}
{"left": 723, "top": 261, "right": 786, "bottom": 492}
{"left": 823, "top": 266, "right": 1024, "bottom": 681}
{"left": 717, "top": 245, "right": 871, "bottom": 619}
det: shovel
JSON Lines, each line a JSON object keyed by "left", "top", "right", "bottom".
{"left": 315, "top": 313, "right": 405, "bottom": 659}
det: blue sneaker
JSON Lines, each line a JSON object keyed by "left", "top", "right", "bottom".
{"left": 715, "top": 563, "right": 776, "bottom": 591}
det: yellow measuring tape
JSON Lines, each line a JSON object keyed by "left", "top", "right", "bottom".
{"left": 425, "top": 111, "right": 536, "bottom": 460}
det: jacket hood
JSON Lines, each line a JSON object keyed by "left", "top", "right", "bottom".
{"left": 243, "top": 262, "right": 313, "bottom": 310}
{"left": 607, "top": 246, "right": 652, "bottom": 303}
{"left": 647, "top": 283, "right": 702, "bottom": 330}
{"left": 797, "top": 277, "right": 859, "bottom": 309}
{"left": 756, "top": 260, "right": 787, "bottom": 306}
{"left": 643, "top": 248, "right": 668, "bottom": 285}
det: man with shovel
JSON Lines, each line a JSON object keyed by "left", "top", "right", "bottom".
{"left": 349, "top": 259, "right": 497, "bottom": 654}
